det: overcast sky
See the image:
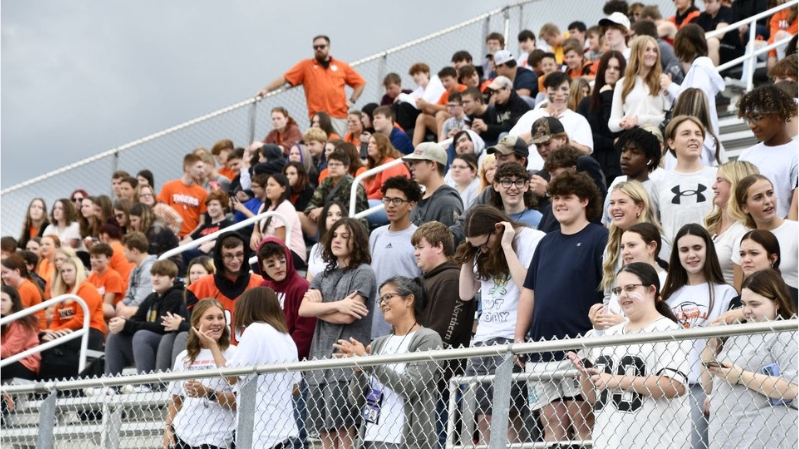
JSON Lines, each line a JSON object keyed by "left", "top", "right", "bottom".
{"left": 1, "top": 0, "right": 511, "bottom": 188}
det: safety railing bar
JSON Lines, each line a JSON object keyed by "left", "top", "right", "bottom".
{"left": 3, "top": 319, "right": 794, "bottom": 394}
{"left": 349, "top": 158, "right": 407, "bottom": 216}
{"left": 353, "top": 203, "right": 385, "bottom": 220}
{"left": 716, "top": 34, "right": 796, "bottom": 73}
{"left": 0, "top": 294, "right": 90, "bottom": 372}
{"left": 705, "top": 0, "right": 798, "bottom": 39}
{"left": 157, "top": 211, "right": 289, "bottom": 261}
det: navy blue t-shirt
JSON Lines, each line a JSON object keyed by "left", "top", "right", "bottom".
{"left": 523, "top": 222, "right": 607, "bottom": 361}
{"left": 389, "top": 127, "right": 414, "bottom": 155}
{"left": 513, "top": 69, "right": 539, "bottom": 97}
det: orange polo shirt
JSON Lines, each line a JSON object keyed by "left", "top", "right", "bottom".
{"left": 284, "top": 57, "right": 366, "bottom": 119}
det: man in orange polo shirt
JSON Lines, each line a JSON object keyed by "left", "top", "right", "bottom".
{"left": 256, "top": 35, "right": 366, "bottom": 137}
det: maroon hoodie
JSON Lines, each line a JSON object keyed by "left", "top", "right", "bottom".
{"left": 256, "top": 237, "right": 316, "bottom": 361}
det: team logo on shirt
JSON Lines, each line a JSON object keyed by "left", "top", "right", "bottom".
{"left": 672, "top": 301, "right": 708, "bottom": 329}
{"left": 171, "top": 194, "right": 200, "bottom": 207}
{"left": 670, "top": 184, "right": 708, "bottom": 204}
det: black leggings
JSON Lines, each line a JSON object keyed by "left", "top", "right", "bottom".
{"left": 1, "top": 361, "right": 37, "bottom": 382}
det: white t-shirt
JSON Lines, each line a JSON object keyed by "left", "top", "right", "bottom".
{"left": 444, "top": 176, "right": 482, "bottom": 210}
{"left": 711, "top": 220, "right": 750, "bottom": 286}
{"left": 227, "top": 322, "right": 300, "bottom": 448}
{"left": 473, "top": 227, "right": 545, "bottom": 342}
{"left": 583, "top": 318, "right": 691, "bottom": 449}
{"left": 508, "top": 108, "right": 594, "bottom": 171}
{"left": 43, "top": 222, "right": 81, "bottom": 246}
{"left": 308, "top": 243, "right": 326, "bottom": 279}
{"left": 170, "top": 346, "right": 238, "bottom": 448}
{"left": 400, "top": 76, "right": 446, "bottom": 107}
{"left": 261, "top": 200, "right": 307, "bottom": 262}
{"left": 731, "top": 220, "right": 798, "bottom": 289}
{"left": 665, "top": 282, "right": 737, "bottom": 383}
{"left": 738, "top": 140, "right": 798, "bottom": 218}
{"left": 364, "top": 331, "right": 416, "bottom": 445}
{"left": 651, "top": 167, "right": 717, "bottom": 242}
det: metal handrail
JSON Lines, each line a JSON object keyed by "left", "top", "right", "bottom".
{"left": 0, "top": 294, "right": 91, "bottom": 372}
{"left": 717, "top": 35, "right": 795, "bottom": 73}
{"left": 705, "top": 0, "right": 798, "bottom": 40}
{"left": 348, "top": 158, "right": 407, "bottom": 217}
{"left": 2, "top": 319, "right": 794, "bottom": 394}
{"left": 157, "top": 210, "right": 289, "bottom": 264}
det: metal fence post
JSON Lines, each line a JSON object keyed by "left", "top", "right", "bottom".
{"left": 488, "top": 351, "right": 514, "bottom": 449}
{"left": 247, "top": 101, "right": 258, "bottom": 146}
{"left": 482, "top": 15, "right": 491, "bottom": 51}
{"left": 518, "top": 4, "right": 525, "bottom": 37}
{"left": 36, "top": 390, "right": 57, "bottom": 449}
{"left": 235, "top": 375, "right": 258, "bottom": 449}
{"left": 377, "top": 53, "right": 388, "bottom": 95}
{"left": 502, "top": 7, "right": 511, "bottom": 50}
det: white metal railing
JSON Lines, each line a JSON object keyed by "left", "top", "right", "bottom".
{"left": 706, "top": 0, "right": 799, "bottom": 92}
{"left": 158, "top": 210, "right": 289, "bottom": 268}
{"left": 0, "top": 294, "right": 91, "bottom": 373}
{"left": 349, "top": 158, "right": 407, "bottom": 217}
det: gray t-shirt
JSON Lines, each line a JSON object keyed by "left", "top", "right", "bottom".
{"left": 307, "top": 263, "right": 377, "bottom": 385}
{"left": 709, "top": 330, "right": 798, "bottom": 448}
{"left": 122, "top": 255, "right": 156, "bottom": 307}
{"left": 369, "top": 224, "right": 422, "bottom": 339}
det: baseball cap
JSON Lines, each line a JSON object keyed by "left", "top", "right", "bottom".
{"left": 402, "top": 142, "right": 448, "bottom": 166}
{"left": 599, "top": 12, "right": 631, "bottom": 31}
{"left": 487, "top": 76, "right": 513, "bottom": 91}
{"left": 493, "top": 50, "right": 514, "bottom": 66}
{"left": 531, "top": 117, "right": 566, "bottom": 144}
{"left": 486, "top": 135, "right": 529, "bottom": 158}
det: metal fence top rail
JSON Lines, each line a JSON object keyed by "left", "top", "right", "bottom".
{"left": 3, "top": 319, "right": 795, "bottom": 394}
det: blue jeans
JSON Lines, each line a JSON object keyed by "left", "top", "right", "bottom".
{"left": 292, "top": 378, "right": 308, "bottom": 449}
{"left": 366, "top": 199, "right": 389, "bottom": 227}
{"left": 435, "top": 389, "right": 450, "bottom": 449}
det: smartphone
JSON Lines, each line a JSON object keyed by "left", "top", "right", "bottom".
{"left": 761, "top": 363, "right": 791, "bottom": 406}
{"left": 703, "top": 361, "right": 720, "bottom": 368}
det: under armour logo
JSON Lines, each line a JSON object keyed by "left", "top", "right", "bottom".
{"left": 671, "top": 184, "right": 708, "bottom": 204}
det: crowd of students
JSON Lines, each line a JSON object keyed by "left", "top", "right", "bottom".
{"left": 1, "top": 1, "right": 798, "bottom": 448}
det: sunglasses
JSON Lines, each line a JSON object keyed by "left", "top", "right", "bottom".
{"left": 313, "top": 44, "right": 328, "bottom": 50}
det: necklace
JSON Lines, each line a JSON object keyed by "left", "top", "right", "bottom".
{"left": 386, "top": 321, "right": 418, "bottom": 355}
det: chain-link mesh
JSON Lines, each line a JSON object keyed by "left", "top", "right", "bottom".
{"left": 0, "top": 0, "right": 677, "bottom": 236}
{"left": 2, "top": 322, "right": 795, "bottom": 449}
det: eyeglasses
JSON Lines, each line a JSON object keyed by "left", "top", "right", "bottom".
{"left": 378, "top": 292, "right": 404, "bottom": 305}
{"left": 743, "top": 115, "right": 763, "bottom": 125}
{"left": 381, "top": 197, "right": 410, "bottom": 206}
{"left": 470, "top": 231, "right": 495, "bottom": 252}
{"left": 499, "top": 179, "right": 527, "bottom": 189}
{"left": 313, "top": 44, "right": 328, "bottom": 50}
{"left": 222, "top": 252, "right": 245, "bottom": 261}
{"left": 73, "top": 197, "right": 84, "bottom": 202}
{"left": 610, "top": 283, "right": 645, "bottom": 296}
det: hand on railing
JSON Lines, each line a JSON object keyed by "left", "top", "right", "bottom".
{"left": 40, "top": 328, "right": 73, "bottom": 342}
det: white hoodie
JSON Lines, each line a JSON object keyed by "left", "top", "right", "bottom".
{"left": 665, "top": 56, "right": 725, "bottom": 136}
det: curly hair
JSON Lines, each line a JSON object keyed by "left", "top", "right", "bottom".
{"left": 322, "top": 218, "right": 371, "bottom": 275}
{"left": 615, "top": 127, "right": 662, "bottom": 172}
{"left": 547, "top": 171, "right": 603, "bottom": 220}
{"left": 489, "top": 162, "right": 537, "bottom": 210}
{"left": 543, "top": 145, "right": 583, "bottom": 172}
{"left": 381, "top": 175, "right": 423, "bottom": 203}
{"left": 736, "top": 84, "right": 796, "bottom": 122}
{"left": 454, "top": 205, "right": 526, "bottom": 282}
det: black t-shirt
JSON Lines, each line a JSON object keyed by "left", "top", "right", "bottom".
{"left": 692, "top": 7, "right": 744, "bottom": 63}
{"left": 190, "top": 218, "right": 234, "bottom": 241}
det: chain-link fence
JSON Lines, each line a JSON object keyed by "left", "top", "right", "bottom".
{"left": 0, "top": 0, "right": 678, "bottom": 236}
{"left": 2, "top": 319, "right": 795, "bottom": 449}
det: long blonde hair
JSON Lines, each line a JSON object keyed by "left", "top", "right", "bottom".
{"left": 568, "top": 78, "right": 591, "bottom": 112}
{"left": 601, "top": 181, "right": 663, "bottom": 290}
{"left": 479, "top": 154, "right": 496, "bottom": 191}
{"left": 620, "top": 36, "right": 663, "bottom": 103}
{"left": 51, "top": 256, "right": 87, "bottom": 297}
{"left": 704, "top": 161, "right": 759, "bottom": 234}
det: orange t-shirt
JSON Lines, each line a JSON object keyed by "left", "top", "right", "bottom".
{"left": 342, "top": 132, "right": 361, "bottom": 147}
{"left": 566, "top": 61, "right": 595, "bottom": 79}
{"left": 317, "top": 166, "right": 367, "bottom": 184}
{"left": 109, "top": 240, "right": 135, "bottom": 293}
{"left": 29, "top": 226, "right": 40, "bottom": 239}
{"left": 158, "top": 179, "right": 208, "bottom": 237}
{"left": 49, "top": 282, "right": 106, "bottom": 334}
{"left": 17, "top": 278, "right": 46, "bottom": 330}
{"left": 768, "top": 10, "right": 798, "bottom": 58}
{"left": 365, "top": 158, "right": 411, "bottom": 200}
{"left": 187, "top": 273, "right": 265, "bottom": 345}
{"left": 87, "top": 268, "right": 125, "bottom": 305}
{"left": 437, "top": 85, "right": 468, "bottom": 105}
{"left": 218, "top": 166, "right": 236, "bottom": 181}
{"left": 36, "top": 258, "right": 54, "bottom": 296}
{"left": 284, "top": 57, "right": 366, "bottom": 119}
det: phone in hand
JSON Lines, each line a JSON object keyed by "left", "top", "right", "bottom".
{"left": 702, "top": 360, "right": 720, "bottom": 369}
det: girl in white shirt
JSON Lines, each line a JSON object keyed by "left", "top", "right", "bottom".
{"left": 42, "top": 199, "right": 81, "bottom": 250}
{"left": 661, "top": 223, "right": 737, "bottom": 449}
{"left": 165, "top": 299, "right": 237, "bottom": 449}
{"left": 609, "top": 36, "right": 669, "bottom": 133}
{"left": 569, "top": 262, "right": 691, "bottom": 449}
{"left": 703, "top": 161, "right": 760, "bottom": 286}
{"left": 251, "top": 174, "right": 306, "bottom": 266}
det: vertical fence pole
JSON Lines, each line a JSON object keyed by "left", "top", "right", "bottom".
{"left": 746, "top": 24, "right": 757, "bottom": 92}
{"left": 488, "top": 352, "right": 514, "bottom": 449}
{"left": 36, "top": 390, "right": 57, "bottom": 449}
{"left": 482, "top": 15, "right": 491, "bottom": 53}
{"left": 518, "top": 4, "right": 525, "bottom": 38}
{"left": 247, "top": 101, "right": 258, "bottom": 146}
{"left": 502, "top": 8, "right": 511, "bottom": 51}
{"left": 235, "top": 375, "right": 258, "bottom": 449}
{"left": 111, "top": 151, "right": 119, "bottom": 197}
{"left": 377, "top": 53, "right": 388, "bottom": 96}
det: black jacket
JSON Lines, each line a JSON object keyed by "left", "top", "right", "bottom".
{"left": 123, "top": 281, "right": 187, "bottom": 335}
{"left": 578, "top": 93, "right": 621, "bottom": 184}
{"left": 484, "top": 91, "right": 531, "bottom": 142}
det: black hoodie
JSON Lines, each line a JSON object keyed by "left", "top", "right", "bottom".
{"left": 484, "top": 90, "right": 531, "bottom": 142}
{"left": 122, "top": 281, "right": 187, "bottom": 335}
